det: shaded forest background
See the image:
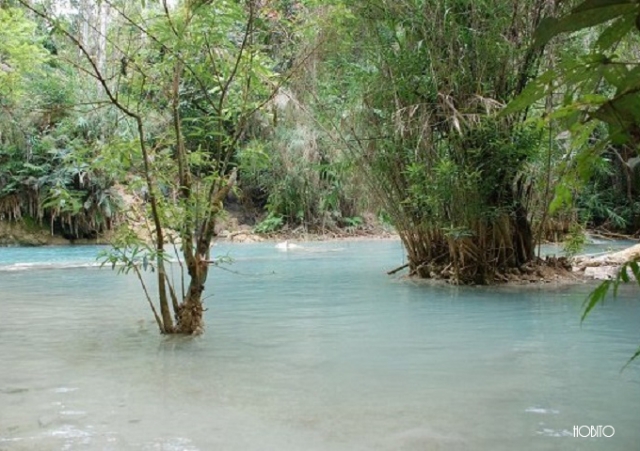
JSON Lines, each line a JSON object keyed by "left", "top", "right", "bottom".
{"left": 2, "top": 0, "right": 640, "bottom": 286}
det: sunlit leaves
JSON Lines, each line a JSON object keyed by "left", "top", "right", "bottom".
{"left": 0, "top": 7, "right": 47, "bottom": 100}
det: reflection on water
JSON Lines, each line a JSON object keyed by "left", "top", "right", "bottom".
{"left": 0, "top": 240, "right": 639, "bottom": 450}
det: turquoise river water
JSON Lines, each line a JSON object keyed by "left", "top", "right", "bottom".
{"left": 0, "top": 240, "right": 639, "bottom": 450}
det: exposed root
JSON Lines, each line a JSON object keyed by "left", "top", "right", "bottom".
{"left": 403, "top": 256, "right": 574, "bottom": 285}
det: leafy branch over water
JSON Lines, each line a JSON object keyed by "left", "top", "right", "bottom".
{"left": 505, "top": 0, "right": 640, "bottom": 366}
{"left": 582, "top": 261, "right": 640, "bottom": 369}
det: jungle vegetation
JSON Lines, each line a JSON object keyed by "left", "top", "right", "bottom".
{"left": 2, "top": 0, "right": 640, "bottom": 333}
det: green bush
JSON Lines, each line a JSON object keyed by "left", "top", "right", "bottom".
{"left": 254, "top": 213, "right": 284, "bottom": 233}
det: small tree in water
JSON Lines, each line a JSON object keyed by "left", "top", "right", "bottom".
{"left": 18, "top": 0, "right": 284, "bottom": 334}
{"left": 320, "top": 0, "right": 553, "bottom": 283}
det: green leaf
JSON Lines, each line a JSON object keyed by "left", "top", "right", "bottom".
{"left": 617, "top": 65, "right": 640, "bottom": 92}
{"left": 612, "top": 263, "right": 626, "bottom": 297}
{"left": 550, "top": 184, "right": 573, "bottom": 213}
{"left": 503, "top": 58, "right": 598, "bottom": 116}
{"left": 596, "top": 14, "right": 635, "bottom": 50}
{"left": 582, "top": 280, "right": 611, "bottom": 322}
{"left": 573, "top": 0, "right": 637, "bottom": 13}
{"left": 592, "top": 91, "right": 640, "bottom": 143}
{"left": 629, "top": 261, "right": 640, "bottom": 286}
{"left": 620, "top": 264, "right": 630, "bottom": 283}
{"left": 600, "top": 63, "right": 630, "bottom": 90}
{"left": 501, "top": 70, "right": 556, "bottom": 116}
{"left": 534, "top": 3, "right": 639, "bottom": 48}
{"left": 622, "top": 346, "right": 640, "bottom": 370}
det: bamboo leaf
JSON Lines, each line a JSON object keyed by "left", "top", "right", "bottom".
{"left": 582, "top": 280, "right": 611, "bottom": 322}
{"left": 574, "top": 0, "right": 637, "bottom": 12}
{"left": 500, "top": 70, "right": 556, "bottom": 115}
{"left": 617, "top": 66, "right": 640, "bottom": 92}
{"left": 620, "top": 264, "right": 630, "bottom": 283}
{"left": 613, "top": 268, "right": 625, "bottom": 297}
{"left": 534, "top": 3, "right": 638, "bottom": 48}
{"left": 596, "top": 14, "right": 635, "bottom": 50}
{"left": 629, "top": 261, "right": 640, "bottom": 286}
{"left": 621, "top": 346, "right": 640, "bottom": 370}
{"left": 550, "top": 184, "right": 573, "bottom": 213}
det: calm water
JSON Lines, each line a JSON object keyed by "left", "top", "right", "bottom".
{"left": 0, "top": 241, "right": 639, "bottom": 451}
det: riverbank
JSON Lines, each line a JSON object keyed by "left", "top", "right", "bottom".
{"left": 0, "top": 219, "right": 115, "bottom": 246}
{"left": 2, "top": 216, "right": 636, "bottom": 285}
{"left": 217, "top": 226, "right": 398, "bottom": 244}
{"left": 0, "top": 212, "right": 396, "bottom": 246}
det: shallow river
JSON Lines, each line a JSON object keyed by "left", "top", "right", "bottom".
{"left": 0, "top": 240, "right": 639, "bottom": 451}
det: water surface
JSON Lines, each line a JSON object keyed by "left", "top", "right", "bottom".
{"left": 0, "top": 240, "right": 638, "bottom": 450}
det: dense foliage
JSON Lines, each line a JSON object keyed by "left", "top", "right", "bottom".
{"left": 303, "top": 0, "right": 553, "bottom": 283}
{"left": 0, "top": 6, "right": 121, "bottom": 238}
{"left": 506, "top": 0, "right": 640, "bottom": 236}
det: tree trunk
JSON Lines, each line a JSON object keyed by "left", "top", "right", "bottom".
{"left": 175, "top": 255, "right": 209, "bottom": 335}
{"left": 513, "top": 203, "right": 534, "bottom": 266}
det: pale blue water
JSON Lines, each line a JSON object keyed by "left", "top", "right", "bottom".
{"left": 0, "top": 240, "right": 639, "bottom": 451}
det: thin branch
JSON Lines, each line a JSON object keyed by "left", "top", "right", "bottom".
{"left": 219, "top": 0, "right": 255, "bottom": 112}
{"left": 162, "top": 0, "right": 179, "bottom": 36}
{"left": 162, "top": 271, "right": 180, "bottom": 314}
{"left": 132, "top": 265, "right": 165, "bottom": 333}
{"left": 101, "top": 0, "right": 221, "bottom": 115}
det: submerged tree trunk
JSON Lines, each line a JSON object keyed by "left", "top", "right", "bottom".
{"left": 175, "top": 257, "right": 208, "bottom": 334}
